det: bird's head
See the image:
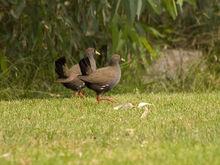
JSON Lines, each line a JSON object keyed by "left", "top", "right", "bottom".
{"left": 85, "top": 47, "right": 101, "bottom": 57}
{"left": 110, "top": 54, "right": 125, "bottom": 65}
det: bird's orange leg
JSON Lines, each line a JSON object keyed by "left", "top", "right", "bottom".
{"left": 74, "top": 90, "right": 85, "bottom": 98}
{"left": 96, "top": 95, "right": 100, "bottom": 103}
{"left": 96, "top": 95, "right": 116, "bottom": 103}
{"left": 78, "top": 90, "right": 85, "bottom": 98}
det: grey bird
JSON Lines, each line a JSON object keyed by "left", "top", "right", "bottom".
{"left": 78, "top": 54, "right": 124, "bottom": 102}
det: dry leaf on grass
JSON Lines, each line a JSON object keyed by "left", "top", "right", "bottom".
{"left": 0, "top": 152, "right": 11, "bottom": 160}
{"left": 113, "top": 103, "right": 134, "bottom": 110}
{"left": 113, "top": 102, "right": 153, "bottom": 119}
{"left": 138, "top": 102, "right": 152, "bottom": 109}
{"left": 140, "top": 107, "right": 150, "bottom": 119}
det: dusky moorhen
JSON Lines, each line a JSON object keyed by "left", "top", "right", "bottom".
{"left": 78, "top": 54, "right": 123, "bottom": 102}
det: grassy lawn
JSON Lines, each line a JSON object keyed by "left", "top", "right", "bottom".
{"left": 0, "top": 93, "right": 220, "bottom": 165}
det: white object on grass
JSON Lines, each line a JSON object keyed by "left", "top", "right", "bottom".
{"left": 140, "top": 107, "right": 150, "bottom": 119}
{"left": 113, "top": 103, "right": 134, "bottom": 110}
{"left": 137, "top": 102, "right": 152, "bottom": 109}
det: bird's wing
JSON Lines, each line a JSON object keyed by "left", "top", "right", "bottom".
{"left": 69, "top": 64, "right": 81, "bottom": 75}
{"left": 56, "top": 74, "right": 77, "bottom": 83}
{"left": 78, "top": 66, "right": 116, "bottom": 85}
{"left": 56, "top": 64, "right": 81, "bottom": 83}
{"left": 62, "top": 64, "right": 71, "bottom": 77}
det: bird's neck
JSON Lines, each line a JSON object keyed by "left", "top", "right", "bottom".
{"left": 109, "top": 61, "right": 119, "bottom": 66}
{"left": 88, "top": 55, "right": 96, "bottom": 69}
{"left": 109, "top": 63, "right": 120, "bottom": 74}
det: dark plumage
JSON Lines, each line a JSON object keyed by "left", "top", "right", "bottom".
{"left": 55, "top": 48, "right": 100, "bottom": 97}
{"left": 78, "top": 54, "right": 122, "bottom": 102}
{"left": 79, "top": 56, "right": 92, "bottom": 75}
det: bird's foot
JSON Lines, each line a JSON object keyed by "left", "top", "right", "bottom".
{"left": 96, "top": 95, "right": 116, "bottom": 103}
{"left": 79, "top": 91, "right": 85, "bottom": 98}
{"left": 74, "top": 91, "right": 85, "bottom": 98}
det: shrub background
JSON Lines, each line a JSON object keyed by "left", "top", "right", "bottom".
{"left": 0, "top": 0, "right": 220, "bottom": 98}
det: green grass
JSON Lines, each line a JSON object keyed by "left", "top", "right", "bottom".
{"left": 0, "top": 93, "right": 220, "bottom": 165}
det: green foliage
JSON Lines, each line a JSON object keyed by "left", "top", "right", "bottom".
{"left": 0, "top": 0, "right": 220, "bottom": 95}
{"left": 0, "top": 49, "right": 8, "bottom": 75}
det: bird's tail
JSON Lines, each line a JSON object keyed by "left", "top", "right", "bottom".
{"left": 79, "top": 57, "right": 92, "bottom": 75}
{"left": 55, "top": 56, "right": 67, "bottom": 78}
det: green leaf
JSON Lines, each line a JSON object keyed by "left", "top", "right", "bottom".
{"left": 10, "top": 0, "right": 26, "bottom": 19}
{"left": 162, "top": 0, "right": 178, "bottom": 20}
{"left": 110, "top": 17, "right": 120, "bottom": 52}
{"left": 139, "top": 37, "right": 157, "bottom": 58}
{"left": 129, "top": 29, "right": 139, "bottom": 42}
{"left": 184, "top": 0, "right": 197, "bottom": 8}
{"left": 146, "top": 0, "right": 162, "bottom": 15}
{"left": 0, "top": 50, "right": 8, "bottom": 75}
{"left": 113, "top": 0, "right": 122, "bottom": 17}
{"left": 177, "top": 0, "right": 183, "bottom": 12}
{"left": 136, "top": 0, "right": 142, "bottom": 20}
{"left": 129, "top": 0, "right": 136, "bottom": 23}
{"left": 144, "top": 26, "right": 165, "bottom": 38}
